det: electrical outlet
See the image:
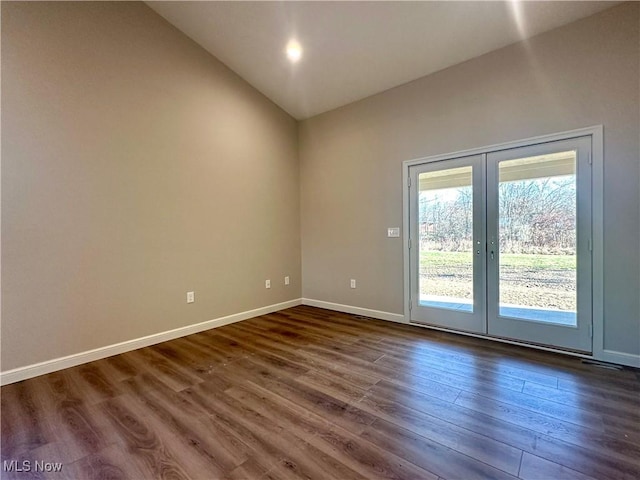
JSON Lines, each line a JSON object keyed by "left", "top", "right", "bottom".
{"left": 350, "top": 279, "right": 356, "bottom": 289}
{"left": 265, "top": 279, "right": 271, "bottom": 289}
{"left": 284, "top": 276, "right": 290, "bottom": 285}
{"left": 186, "top": 291, "right": 195, "bottom": 303}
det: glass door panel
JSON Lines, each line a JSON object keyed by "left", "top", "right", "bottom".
{"left": 498, "top": 151, "right": 577, "bottom": 326}
{"left": 419, "top": 166, "right": 474, "bottom": 313}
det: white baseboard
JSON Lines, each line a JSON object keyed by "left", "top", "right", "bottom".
{"left": 301, "top": 298, "right": 406, "bottom": 324}
{"left": 302, "top": 299, "right": 640, "bottom": 369}
{"left": 4, "top": 297, "right": 635, "bottom": 385}
{"left": 0, "top": 298, "right": 302, "bottom": 386}
{"left": 598, "top": 349, "right": 640, "bottom": 368}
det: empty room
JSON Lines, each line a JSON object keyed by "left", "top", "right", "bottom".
{"left": 2, "top": 1, "right": 639, "bottom": 479}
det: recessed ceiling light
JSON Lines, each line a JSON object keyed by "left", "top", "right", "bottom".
{"left": 286, "top": 40, "right": 302, "bottom": 63}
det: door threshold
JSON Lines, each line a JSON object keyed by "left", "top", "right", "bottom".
{"left": 581, "top": 359, "right": 623, "bottom": 370}
{"left": 409, "top": 320, "right": 593, "bottom": 359}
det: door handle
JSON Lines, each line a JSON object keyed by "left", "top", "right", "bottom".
{"left": 490, "top": 251, "right": 494, "bottom": 260}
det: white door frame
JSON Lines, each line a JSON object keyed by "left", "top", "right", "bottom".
{"left": 402, "top": 126, "right": 607, "bottom": 361}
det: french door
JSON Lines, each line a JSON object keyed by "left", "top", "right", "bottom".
{"left": 408, "top": 136, "right": 592, "bottom": 353}
{"left": 408, "top": 154, "right": 487, "bottom": 334}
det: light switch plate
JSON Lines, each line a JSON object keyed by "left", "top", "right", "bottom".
{"left": 387, "top": 227, "right": 400, "bottom": 237}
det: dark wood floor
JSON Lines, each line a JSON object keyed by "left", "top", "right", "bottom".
{"left": 2, "top": 306, "right": 640, "bottom": 480}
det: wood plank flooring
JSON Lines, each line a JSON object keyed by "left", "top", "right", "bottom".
{"left": 2, "top": 305, "right": 639, "bottom": 479}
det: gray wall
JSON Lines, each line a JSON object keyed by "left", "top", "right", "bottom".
{"left": 2, "top": 2, "right": 639, "bottom": 372}
{"left": 300, "top": 3, "right": 640, "bottom": 355}
{"left": 2, "top": 2, "right": 301, "bottom": 370}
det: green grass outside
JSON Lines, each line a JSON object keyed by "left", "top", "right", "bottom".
{"left": 420, "top": 250, "right": 576, "bottom": 270}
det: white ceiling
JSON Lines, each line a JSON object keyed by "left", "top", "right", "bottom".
{"left": 147, "top": 1, "right": 618, "bottom": 120}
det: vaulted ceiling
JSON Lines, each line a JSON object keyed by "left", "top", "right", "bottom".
{"left": 147, "top": 1, "right": 618, "bottom": 119}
